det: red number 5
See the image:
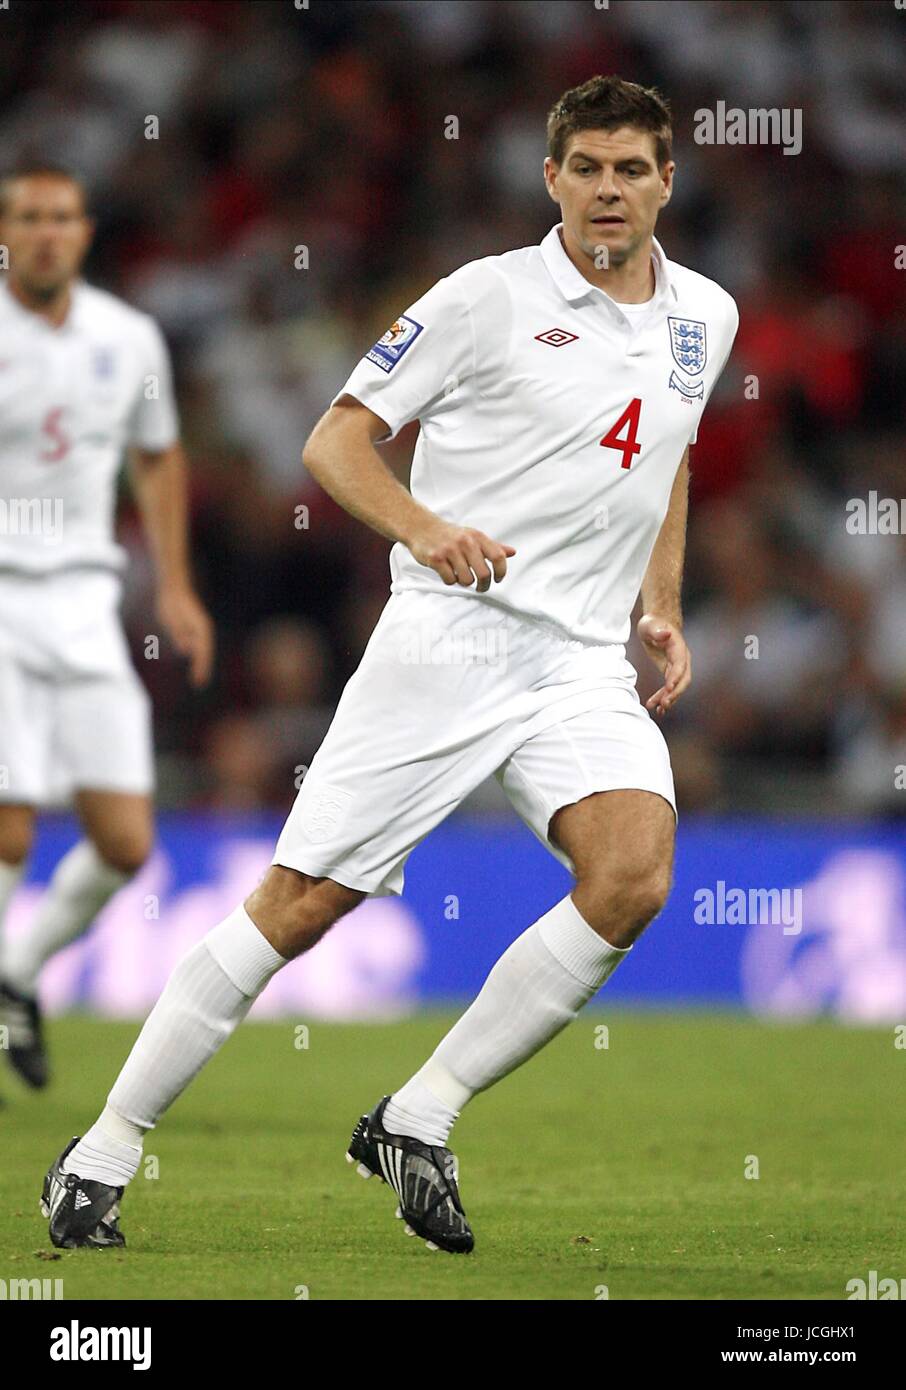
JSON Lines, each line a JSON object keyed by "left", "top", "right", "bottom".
{"left": 40, "top": 407, "right": 70, "bottom": 463}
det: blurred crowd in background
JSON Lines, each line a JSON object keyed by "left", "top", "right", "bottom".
{"left": 2, "top": 0, "right": 905, "bottom": 819}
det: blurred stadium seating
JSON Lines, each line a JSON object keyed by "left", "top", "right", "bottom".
{"left": 3, "top": 0, "right": 905, "bottom": 1018}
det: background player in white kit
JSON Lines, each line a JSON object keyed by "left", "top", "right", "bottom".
{"left": 0, "top": 166, "right": 213, "bottom": 1090}
{"left": 43, "top": 78, "right": 738, "bottom": 1254}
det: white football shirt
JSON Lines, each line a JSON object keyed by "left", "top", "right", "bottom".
{"left": 0, "top": 279, "right": 179, "bottom": 574}
{"left": 333, "top": 221, "right": 738, "bottom": 646}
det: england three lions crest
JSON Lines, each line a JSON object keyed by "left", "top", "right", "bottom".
{"left": 668, "top": 316, "right": 707, "bottom": 400}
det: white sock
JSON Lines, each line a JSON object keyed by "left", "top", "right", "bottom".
{"left": 381, "top": 1059, "right": 465, "bottom": 1148}
{"left": 383, "top": 894, "right": 629, "bottom": 1146}
{"left": 64, "top": 905, "right": 286, "bottom": 1186}
{"left": 62, "top": 1105, "right": 146, "bottom": 1188}
{"left": 0, "top": 858, "right": 28, "bottom": 971}
{"left": 3, "top": 841, "right": 131, "bottom": 996}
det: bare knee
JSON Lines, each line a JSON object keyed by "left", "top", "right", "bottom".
{"left": 244, "top": 864, "right": 365, "bottom": 958}
{"left": 92, "top": 831, "right": 153, "bottom": 876}
{"left": 573, "top": 867, "right": 672, "bottom": 949}
{"left": 0, "top": 806, "right": 35, "bottom": 865}
{"left": 75, "top": 794, "right": 154, "bottom": 874}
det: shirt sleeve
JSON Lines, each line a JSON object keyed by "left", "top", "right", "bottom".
{"left": 689, "top": 296, "right": 739, "bottom": 445}
{"left": 128, "top": 317, "right": 180, "bottom": 451}
{"left": 330, "top": 267, "right": 477, "bottom": 441}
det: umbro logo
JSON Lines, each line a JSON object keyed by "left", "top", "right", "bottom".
{"left": 534, "top": 328, "right": 578, "bottom": 347}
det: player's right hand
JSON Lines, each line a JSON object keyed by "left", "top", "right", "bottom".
{"left": 407, "top": 521, "right": 516, "bottom": 593}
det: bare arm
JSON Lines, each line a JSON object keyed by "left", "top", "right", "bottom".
{"left": 638, "top": 448, "right": 692, "bottom": 717}
{"left": 302, "top": 396, "right": 515, "bottom": 591}
{"left": 129, "top": 442, "right": 194, "bottom": 590}
{"left": 640, "top": 447, "right": 689, "bottom": 627}
{"left": 128, "top": 442, "right": 214, "bottom": 686}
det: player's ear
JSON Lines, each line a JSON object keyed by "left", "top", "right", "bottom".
{"left": 542, "top": 157, "right": 561, "bottom": 205}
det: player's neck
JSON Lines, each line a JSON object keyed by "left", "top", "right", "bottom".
{"left": 558, "top": 225, "right": 655, "bottom": 304}
{"left": 8, "top": 277, "right": 74, "bottom": 328}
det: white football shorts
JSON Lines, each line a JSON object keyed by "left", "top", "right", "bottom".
{"left": 0, "top": 568, "right": 154, "bottom": 805}
{"left": 274, "top": 589, "right": 676, "bottom": 896}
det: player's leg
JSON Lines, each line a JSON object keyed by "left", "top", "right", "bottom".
{"left": 0, "top": 601, "right": 54, "bottom": 1085}
{"left": 0, "top": 589, "right": 49, "bottom": 973}
{"left": 2, "top": 790, "right": 151, "bottom": 1007}
{"left": 551, "top": 788, "right": 675, "bottom": 949}
{"left": 49, "top": 566, "right": 156, "bottom": 940}
{"left": 0, "top": 803, "right": 35, "bottom": 931}
{"left": 0, "top": 576, "right": 45, "bottom": 954}
{"left": 46, "top": 592, "right": 521, "bottom": 1249}
{"left": 87, "top": 865, "right": 363, "bottom": 1145}
{"left": 383, "top": 687, "right": 677, "bottom": 1150}
{"left": 0, "top": 804, "right": 39, "bottom": 1085}
{"left": 384, "top": 789, "right": 674, "bottom": 1140}
{"left": 349, "top": 788, "right": 673, "bottom": 1255}
{"left": 43, "top": 866, "right": 364, "bottom": 1247}
{"left": 75, "top": 788, "right": 154, "bottom": 873}
{"left": 16, "top": 585, "right": 160, "bottom": 1085}
{"left": 0, "top": 786, "right": 154, "bottom": 1090}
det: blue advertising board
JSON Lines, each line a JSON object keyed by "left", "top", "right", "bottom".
{"left": 7, "top": 813, "right": 906, "bottom": 1022}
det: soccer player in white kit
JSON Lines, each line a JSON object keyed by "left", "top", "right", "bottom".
{"left": 43, "top": 78, "right": 738, "bottom": 1255}
{"left": 0, "top": 166, "right": 213, "bottom": 1091}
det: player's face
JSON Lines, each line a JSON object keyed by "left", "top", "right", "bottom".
{"left": 544, "top": 127, "right": 674, "bottom": 268}
{"left": 0, "top": 177, "right": 94, "bottom": 298}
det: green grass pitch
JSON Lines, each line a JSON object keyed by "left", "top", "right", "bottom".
{"left": 2, "top": 1012, "right": 903, "bottom": 1301}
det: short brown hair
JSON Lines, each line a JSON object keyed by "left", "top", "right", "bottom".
{"left": 547, "top": 75, "right": 672, "bottom": 170}
{"left": 0, "top": 162, "right": 88, "bottom": 217}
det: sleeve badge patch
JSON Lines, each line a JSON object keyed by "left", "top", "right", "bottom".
{"left": 365, "top": 315, "right": 425, "bottom": 373}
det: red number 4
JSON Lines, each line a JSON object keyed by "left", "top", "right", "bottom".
{"left": 599, "top": 398, "right": 642, "bottom": 469}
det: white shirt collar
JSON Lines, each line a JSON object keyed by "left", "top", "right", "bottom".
{"left": 539, "top": 221, "right": 677, "bottom": 318}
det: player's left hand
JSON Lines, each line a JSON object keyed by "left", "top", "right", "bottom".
{"left": 638, "top": 613, "right": 691, "bottom": 718}
{"left": 157, "top": 583, "right": 215, "bottom": 688}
